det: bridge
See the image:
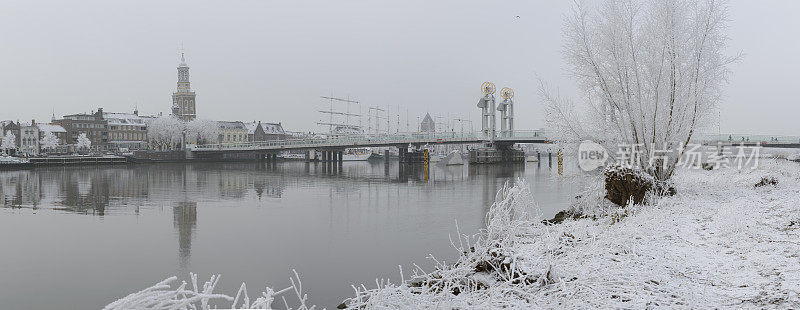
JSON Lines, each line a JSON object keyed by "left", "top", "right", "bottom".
{"left": 194, "top": 130, "right": 548, "bottom": 152}
{"left": 188, "top": 78, "right": 800, "bottom": 163}
{"left": 191, "top": 130, "right": 550, "bottom": 162}
{"left": 189, "top": 130, "right": 800, "bottom": 160}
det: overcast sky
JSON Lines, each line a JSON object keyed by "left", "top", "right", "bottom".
{"left": 1, "top": 1, "right": 798, "bottom": 135}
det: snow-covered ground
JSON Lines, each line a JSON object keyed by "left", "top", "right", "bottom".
{"left": 106, "top": 160, "right": 800, "bottom": 309}
{"left": 343, "top": 160, "right": 800, "bottom": 309}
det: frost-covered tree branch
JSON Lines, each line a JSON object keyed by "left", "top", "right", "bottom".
{"left": 186, "top": 119, "right": 219, "bottom": 145}
{"left": 40, "top": 131, "right": 60, "bottom": 151}
{"left": 541, "top": 0, "right": 736, "bottom": 180}
{"left": 147, "top": 116, "right": 185, "bottom": 151}
{"left": 2, "top": 131, "right": 16, "bottom": 153}
{"left": 76, "top": 133, "right": 91, "bottom": 150}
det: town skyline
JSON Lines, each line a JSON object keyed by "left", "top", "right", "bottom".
{"left": 1, "top": 1, "right": 799, "bottom": 135}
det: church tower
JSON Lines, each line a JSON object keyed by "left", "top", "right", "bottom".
{"left": 171, "top": 52, "right": 196, "bottom": 121}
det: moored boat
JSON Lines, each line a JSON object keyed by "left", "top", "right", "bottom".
{"left": 342, "top": 148, "right": 375, "bottom": 161}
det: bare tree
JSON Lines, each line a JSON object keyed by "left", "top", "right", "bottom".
{"left": 542, "top": 0, "right": 736, "bottom": 181}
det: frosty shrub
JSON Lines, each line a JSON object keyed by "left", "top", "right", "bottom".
{"left": 103, "top": 271, "right": 316, "bottom": 310}
{"left": 754, "top": 176, "right": 778, "bottom": 188}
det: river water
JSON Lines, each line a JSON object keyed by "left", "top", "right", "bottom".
{"left": 0, "top": 160, "right": 582, "bottom": 309}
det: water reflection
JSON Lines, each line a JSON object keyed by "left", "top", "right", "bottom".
{"left": 0, "top": 162, "right": 548, "bottom": 213}
{"left": 173, "top": 201, "right": 197, "bottom": 272}
{"left": 0, "top": 160, "right": 582, "bottom": 309}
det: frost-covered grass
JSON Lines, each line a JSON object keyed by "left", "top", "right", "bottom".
{"left": 107, "top": 160, "right": 800, "bottom": 309}
{"left": 342, "top": 160, "right": 800, "bottom": 308}
{"left": 103, "top": 270, "right": 316, "bottom": 310}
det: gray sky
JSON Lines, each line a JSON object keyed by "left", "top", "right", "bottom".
{"left": 1, "top": 0, "right": 798, "bottom": 135}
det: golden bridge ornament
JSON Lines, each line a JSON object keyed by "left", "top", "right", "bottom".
{"left": 500, "top": 87, "right": 514, "bottom": 100}
{"left": 481, "top": 82, "right": 496, "bottom": 95}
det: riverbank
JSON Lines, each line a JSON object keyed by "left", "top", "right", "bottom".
{"left": 342, "top": 159, "right": 800, "bottom": 308}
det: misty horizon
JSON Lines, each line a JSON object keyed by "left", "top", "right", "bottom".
{"left": 1, "top": 0, "right": 799, "bottom": 135}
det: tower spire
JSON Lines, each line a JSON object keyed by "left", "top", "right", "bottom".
{"left": 172, "top": 50, "right": 196, "bottom": 121}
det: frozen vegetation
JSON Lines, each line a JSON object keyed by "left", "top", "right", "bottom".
{"left": 1, "top": 131, "right": 15, "bottom": 153}
{"left": 76, "top": 132, "right": 92, "bottom": 150}
{"left": 542, "top": 0, "right": 735, "bottom": 182}
{"left": 104, "top": 271, "right": 315, "bottom": 310}
{"left": 107, "top": 160, "right": 800, "bottom": 309}
{"left": 39, "top": 131, "right": 59, "bottom": 151}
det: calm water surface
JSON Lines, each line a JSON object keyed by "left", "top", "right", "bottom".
{"left": 0, "top": 160, "right": 582, "bottom": 309}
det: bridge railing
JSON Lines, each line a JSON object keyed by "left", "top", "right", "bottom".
{"left": 193, "top": 130, "right": 551, "bottom": 151}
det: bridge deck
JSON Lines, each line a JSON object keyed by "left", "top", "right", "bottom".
{"left": 192, "top": 131, "right": 800, "bottom": 153}
{"left": 193, "top": 130, "right": 550, "bottom": 152}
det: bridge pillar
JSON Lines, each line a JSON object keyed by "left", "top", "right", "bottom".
{"left": 322, "top": 151, "right": 328, "bottom": 162}
{"left": 337, "top": 151, "right": 343, "bottom": 163}
{"left": 305, "top": 151, "right": 310, "bottom": 162}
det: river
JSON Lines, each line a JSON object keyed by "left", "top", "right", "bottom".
{"left": 0, "top": 160, "right": 582, "bottom": 309}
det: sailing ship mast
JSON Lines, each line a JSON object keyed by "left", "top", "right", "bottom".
{"left": 317, "top": 95, "right": 362, "bottom": 135}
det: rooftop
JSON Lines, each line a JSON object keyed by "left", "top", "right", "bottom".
{"left": 105, "top": 112, "right": 147, "bottom": 126}
{"left": 36, "top": 123, "right": 67, "bottom": 133}
{"left": 217, "top": 121, "right": 247, "bottom": 130}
